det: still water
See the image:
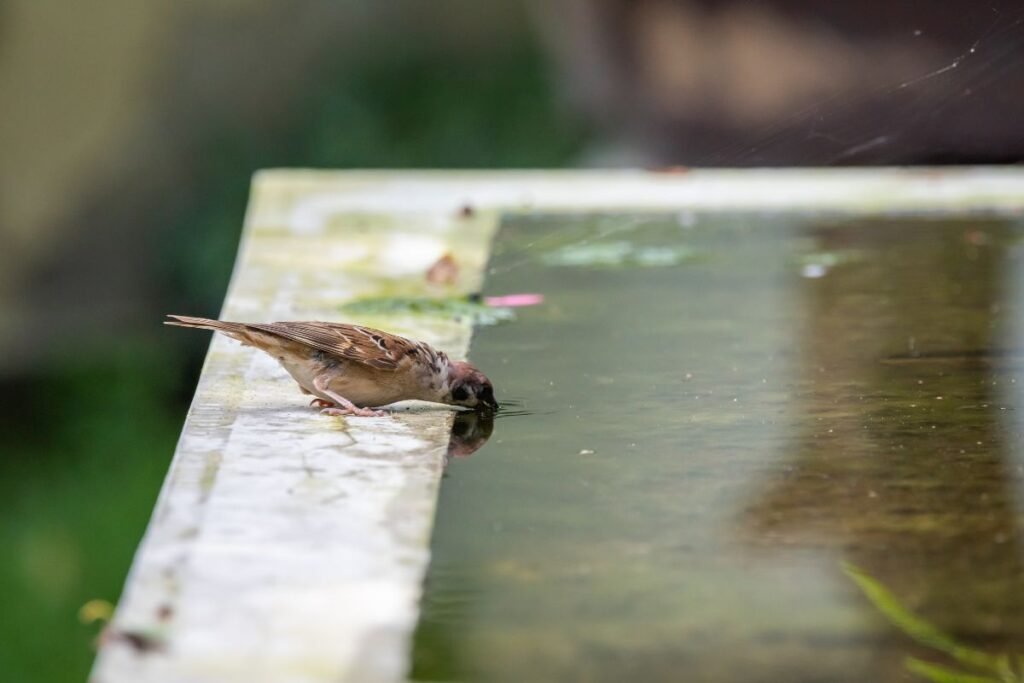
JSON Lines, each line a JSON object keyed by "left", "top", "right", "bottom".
{"left": 412, "top": 212, "right": 1024, "bottom": 682}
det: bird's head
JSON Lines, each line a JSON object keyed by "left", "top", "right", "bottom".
{"left": 446, "top": 360, "right": 497, "bottom": 412}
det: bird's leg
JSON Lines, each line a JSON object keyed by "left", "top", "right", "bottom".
{"left": 302, "top": 384, "right": 335, "bottom": 408}
{"left": 313, "top": 375, "right": 388, "bottom": 418}
{"left": 320, "top": 398, "right": 387, "bottom": 418}
{"left": 309, "top": 398, "right": 335, "bottom": 408}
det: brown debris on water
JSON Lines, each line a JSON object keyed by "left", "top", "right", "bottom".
{"left": 648, "top": 165, "right": 690, "bottom": 174}
{"left": 426, "top": 252, "right": 459, "bottom": 286}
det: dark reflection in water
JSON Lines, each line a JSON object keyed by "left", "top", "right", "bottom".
{"left": 447, "top": 410, "right": 496, "bottom": 461}
{"left": 736, "top": 219, "right": 1024, "bottom": 680}
{"left": 413, "top": 213, "right": 1024, "bottom": 682}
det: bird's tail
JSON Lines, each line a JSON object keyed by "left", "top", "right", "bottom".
{"left": 165, "top": 315, "right": 252, "bottom": 343}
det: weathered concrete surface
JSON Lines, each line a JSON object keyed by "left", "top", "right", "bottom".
{"left": 91, "top": 172, "right": 498, "bottom": 683}
{"left": 92, "top": 169, "right": 1024, "bottom": 683}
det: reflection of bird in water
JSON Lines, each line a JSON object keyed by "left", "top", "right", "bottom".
{"left": 447, "top": 409, "right": 495, "bottom": 461}
{"left": 165, "top": 315, "right": 497, "bottom": 417}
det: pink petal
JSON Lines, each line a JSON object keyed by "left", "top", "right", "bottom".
{"left": 484, "top": 293, "right": 544, "bottom": 307}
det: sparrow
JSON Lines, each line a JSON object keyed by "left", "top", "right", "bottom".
{"left": 165, "top": 315, "right": 497, "bottom": 417}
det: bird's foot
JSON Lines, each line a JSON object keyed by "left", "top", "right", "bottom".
{"left": 310, "top": 398, "right": 335, "bottom": 408}
{"left": 320, "top": 406, "right": 389, "bottom": 418}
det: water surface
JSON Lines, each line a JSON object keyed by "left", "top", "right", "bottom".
{"left": 413, "top": 212, "right": 1024, "bottom": 682}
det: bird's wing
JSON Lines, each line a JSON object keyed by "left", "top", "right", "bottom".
{"left": 248, "top": 321, "right": 436, "bottom": 371}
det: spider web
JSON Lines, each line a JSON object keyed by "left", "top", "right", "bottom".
{"left": 696, "top": 3, "right": 1024, "bottom": 166}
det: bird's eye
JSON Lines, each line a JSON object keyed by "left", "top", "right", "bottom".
{"left": 452, "top": 386, "right": 469, "bottom": 401}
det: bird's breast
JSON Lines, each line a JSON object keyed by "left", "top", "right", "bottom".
{"left": 276, "top": 354, "right": 326, "bottom": 394}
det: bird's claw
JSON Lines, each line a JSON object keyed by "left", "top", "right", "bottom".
{"left": 320, "top": 407, "right": 389, "bottom": 418}
{"left": 310, "top": 398, "right": 335, "bottom": 408}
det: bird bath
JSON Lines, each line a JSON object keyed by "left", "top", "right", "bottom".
{"left": 92, "top": 170, "right": 1024, "bottom": 683}
{"left": 413, "top": 210, "right": 1024, "bottom": 682}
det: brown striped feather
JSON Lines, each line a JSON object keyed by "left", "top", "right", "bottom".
{"left": 166, "top": 316, "right": 445, "bottom": 372}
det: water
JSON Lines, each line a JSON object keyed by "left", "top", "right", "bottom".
{"left": 412, "top": 212, "right": 1024, "bottom": 682}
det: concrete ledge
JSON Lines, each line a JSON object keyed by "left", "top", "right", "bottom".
{"left": 92, "top": 173, "right": 498, "bottom": 683}
{"left": 92, "top": 168, "right": 1024, "bottom": 683}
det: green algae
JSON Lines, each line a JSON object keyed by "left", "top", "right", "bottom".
{"left": 341, "top": 295, "right": 515, "bottom": 326}
{"left": 541, "top": 240, "right": 701, "bottom": 268}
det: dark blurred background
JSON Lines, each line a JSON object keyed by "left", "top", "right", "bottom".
{"left": 0, "top": 1, "right": 1021, "bottom": 681}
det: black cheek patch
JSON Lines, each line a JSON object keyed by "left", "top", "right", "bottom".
{"left": 452, "top": 386, "right": 469, "bottom": 401}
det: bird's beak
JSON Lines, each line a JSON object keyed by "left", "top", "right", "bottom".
{"left": 480, "top": 396, "right": 499, "bottom": 413}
